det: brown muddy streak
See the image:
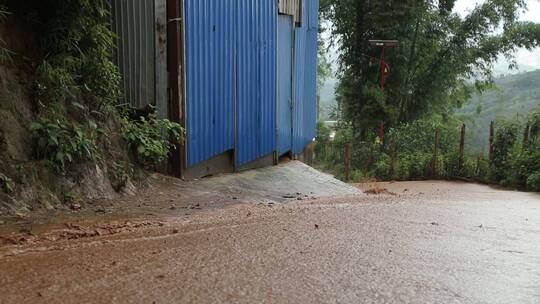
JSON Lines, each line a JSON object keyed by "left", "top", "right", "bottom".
{"left": 1, "top": 181, "right": 540, "bottom": 304}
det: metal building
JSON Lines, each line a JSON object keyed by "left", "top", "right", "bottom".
{"left": 110, "top": 0, "right": 319, "bottom": 179}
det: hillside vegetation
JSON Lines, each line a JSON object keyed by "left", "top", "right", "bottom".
{"left": 456, "top": 70, "right": 540, "bottom": 153}
{"left": 0, "top": 2, "right": 182, "bottom": 216}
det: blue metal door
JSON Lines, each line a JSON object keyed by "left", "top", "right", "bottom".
{"left": 277, "top": 15, "right": 294, "bottom": 156}
{"left": 235, "top": 0, "right": 277, "bottom": 167}
{"left": 184, "top": 0, "right": 236, "bottom": 167}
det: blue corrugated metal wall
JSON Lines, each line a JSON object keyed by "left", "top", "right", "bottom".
{"left": 184, "top": 0, "right": 318, "bottom": 169}
{"left": 235, "top": 0, "right": 277, "bottom": 166}
{"left": 277, "top": 15, "right": 294, "bottom": 155}
{"left": 292, "top": 24, "right": 306, "bottom": 155}
{"left": 304, "top": 0, "right": 319, "bottom": 143}
{"left": 292, "top": 0, "right": 319, "bottom": 155}
{"left": 184, "top": 0, "right": 235, "bottom": 167}
{"left": 184, "top": 0, "right": 276, "bottom": 168}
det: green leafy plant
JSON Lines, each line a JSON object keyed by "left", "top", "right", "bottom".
{"left": 35, "top": 59, "right": 78, "bottom": 104}
{"left": 530, "top": 109, "right": 540, "bottom": 139}
{"left": 0, "top": 173, "right": 14, "bottom": 193}
{"left": 491, "top": 123, "right": 519, "bottom": 182}
{"left": 526, "top": 172, "right": 540, "bottom": 192}
{"left": 30, "top": 118, "right": 98, "bottom": 173}
{"left": 0, "top": 5, "right": 14, "bottom": 62}
{"left": 315, "top": 122, "right": 332, "bottom": 161}
{"left": 373, "top": 153, "right": 391, "bottom": 180}
{"left": 122, "top": 111, "right": 184, "bottom": 167}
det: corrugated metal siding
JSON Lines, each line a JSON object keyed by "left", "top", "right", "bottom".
{"left": 235, "top": 0, "right": 277, "bottom": 166}
{"left": 292, "top": 24, "right": 306, "bottom": 155}
{"left": 111, "top": 0, "right": 156, "bottom": 109}
{"left": 304, "top": 0, "right": 319, "bottom": 142}
{"left": 154, "top": 0, "right": 168, "bottom": 119}
{"left": 184, "top": 0, "right": 276, "bottom": 168}
{"left": 307, "top": 0, "right": 319, "bottom": 30}
{"left": 184, "top": 0, "right": 236, "bottom": 167}
{"left": 292, "top": 0, "right": 319, "bottom": 155}
{"left": 277, "top": 15, "right": 294, "bottom": 155}
{"left": 278, "top": 0, "right": 301, "bottom": 23}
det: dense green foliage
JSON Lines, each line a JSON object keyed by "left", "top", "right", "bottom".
{"left": 315, "top": 108, "right": 540, "bottom": 191}
{"left": 30, "top": 118, "right": 99, "bottom": 173}
{"left": 0, "top": 1, "right": 183, "bottom": 192}
{"left": 122, "top": 111, "right": 184, "bottom": 168}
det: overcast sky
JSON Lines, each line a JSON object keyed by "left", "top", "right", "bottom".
{"left": 454, "top": 0, "right": 540, "bottom": 75}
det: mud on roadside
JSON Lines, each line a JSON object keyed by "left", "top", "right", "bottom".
{"left": 0, "top": 162, "right": 362, "bottom": 250}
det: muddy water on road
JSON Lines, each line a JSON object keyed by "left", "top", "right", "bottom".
{"left": 0, "top": 161, "right": 360, "bottom": 236}
{"left": 1, "top": 181, "right": 539, "bottom": 304}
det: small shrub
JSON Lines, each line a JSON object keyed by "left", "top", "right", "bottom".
{"left": 508, "top": 148, "right": 540, "bottom": 189}
{"left": 0, "top": 173, "right": 14, "bottom": 193}
{"left": 491, "top": 123, "right": 519, "bottom": 182}
{"left": 0, "top": 6, "right": 14, "bottom": 63}
{"left": 35, "top": 60, "right": 78, "bottom": 105}
{"left": 315, "top": 122, "right": 332, "bottom": 162}
{"left": 373, "top": 153, "right": 391, "bottom": 180}
{"left": 526, "top": 172, "right": 540, "bottom": 192}
{"left": 530, "top": 108, "right": 540, "bottom": 138}
{"left": 394, "top": 153, "right": 432, "bottom": 180}
{"left": 30, "top": 118, "right": 98, "bottom": 173}
{"left": 352, "top": 138, "right": 382, "bottom": 172}
{"left": 349, "top": 170, "right": 372, "bottom": 183}
{"left": 122, "top": 111, "right": 184, "bottom": 167}
{"left": 473, "top": 156, "right": 490, "bottom": 183}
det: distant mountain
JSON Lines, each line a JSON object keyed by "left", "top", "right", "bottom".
{"left": 455, "top": 69, "right": 540, "bottom": 153}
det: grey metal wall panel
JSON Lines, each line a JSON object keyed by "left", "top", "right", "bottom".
{"left": 155, "top": 0, "right": 167, "bottom": 119}
{"left": 111, "top": 0, "right": 156, "bottom": 110}
{"left": 278, "top": 0, "right": 301, "bottom": 23}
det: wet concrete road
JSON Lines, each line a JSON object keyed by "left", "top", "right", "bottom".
{"left": 1, "top": 181, "right": 539, "bottom": 303}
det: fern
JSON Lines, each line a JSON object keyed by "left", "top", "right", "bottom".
{"left": 0, "top": 5, "right": 14, "bottom": 62}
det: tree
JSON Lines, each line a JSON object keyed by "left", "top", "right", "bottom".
{"left": 321, "top": 0, "right": 540, "bottom": 140}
